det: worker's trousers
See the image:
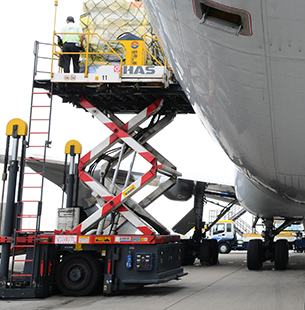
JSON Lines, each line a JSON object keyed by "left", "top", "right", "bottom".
{"left": 62, "top": 43, "right": 81, "bottom": 73}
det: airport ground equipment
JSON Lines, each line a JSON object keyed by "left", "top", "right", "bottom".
{"left": 0, "top": 23, "right": 193, "bottom": 297}
{"left": 210, "top": 220, "right": 246, "bottom": 254}
{"left": 208, "top": 220, "right": 297, "bottom": 254}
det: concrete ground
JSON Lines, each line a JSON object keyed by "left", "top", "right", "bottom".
{"left": 2, "top": 251, "right": 305, "bottom": 310}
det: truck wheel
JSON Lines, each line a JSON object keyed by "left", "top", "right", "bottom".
{"left": 218, "top": 242, "right": 231, "bottom": 254}
{"left": 274, "top": 239, "right": 289, "bottom": 270}
{"left": 56, "top": 253, "right": 102, "bottom": 296}
{"left": 247, "top": 239, "right": 263, "bottom": 270}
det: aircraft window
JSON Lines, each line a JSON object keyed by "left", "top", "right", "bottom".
{"left": 213, "top": 223, "right": 225, "bottom": 234}
{"left": 227, "top": 223, "right": 232, "bottom": 232}
{"left": 193, "top": 0, "right": 252, "bottom": 36}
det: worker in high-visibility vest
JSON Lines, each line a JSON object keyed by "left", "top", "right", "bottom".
{"left": 60, "top": 16, "right": 84, "bottom": 73}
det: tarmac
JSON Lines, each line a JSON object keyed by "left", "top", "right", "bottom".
{"left": 2, "top": 251, "right": 305, "bottom": 310}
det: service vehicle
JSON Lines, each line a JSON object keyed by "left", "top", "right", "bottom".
{"left": 210, "top": 220, "right": 300, "bottom": 254}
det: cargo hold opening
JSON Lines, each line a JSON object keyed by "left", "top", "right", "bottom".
{"left": 201, "top": 4, "right": 242, "bottom": 27}
{"left": 193, "top": 0, "right": 252, "bottom": 36}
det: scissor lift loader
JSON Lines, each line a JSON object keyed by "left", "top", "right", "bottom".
{"left": 0, "top": 31, "right": 188, "bottom": 297}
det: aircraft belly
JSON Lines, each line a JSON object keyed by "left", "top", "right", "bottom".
{"left": 143, "top": 0, "right": 305, "bottom": 208}
{"left": 235, "top": 171, "right": 305, "bottom": 219}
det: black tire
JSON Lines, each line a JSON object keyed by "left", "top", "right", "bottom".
{"left": 200, "top": 239, "right": 217, "bottom": 265}
{"left": 210, "top": 239, "right": 219, "bottom": 265}
{"left": 56, "top": 253, "right": 102, "bottom": 296}
{"left": 247, "top": 239, "right": 263, "bottom": 270}
{"left": 274, "top": 239, "right": 289, "bottom": 270}
{"left": 218, "top": 242, "right": 231, "bottom": 254}
{"left": 181, "top": 239, "right": 196, "bottom": 266}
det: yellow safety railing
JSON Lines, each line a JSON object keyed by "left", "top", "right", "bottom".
{"left": 143, "top": 34, "right": 168, "bottom": 67}
{"left": 51, "top": 1, "right": 169, "bottom": 80}
{"left": 51, "top": 31, "right": 123, "bottom": 78}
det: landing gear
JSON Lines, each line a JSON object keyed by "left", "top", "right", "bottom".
{"left": 246, "top": 218, "right": 292, "bottom": 271}
{"left": 192, "top": 182, "right": 219, "bottom": 266}
{"left": 56, "top": 253, "right": 102, "bottom": 296}
{"left": 178, "top": 182, "right": 220, "bottom": 266}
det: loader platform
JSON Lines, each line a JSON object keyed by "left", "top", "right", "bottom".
{"left": 33, "top": 79, "right": 193, "bottom": 115}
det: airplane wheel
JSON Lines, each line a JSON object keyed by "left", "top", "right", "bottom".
{"left": 218, "top": 242, "right": 231, "bottom": 254}
{"left": 181, "top": 239, "right": 195, "bottom": 266}
{"left": 56, "top": 253, "right": 102, "bottom": 296}
{"left": 200, "top": 239, "right": 217, "bottom": 265}
{"left": 211, "top": 239, "right": 219, "bottom": 265}
{"left": 274, "top": 239, "right": 289, "bottom": 270}
{"left": 247, "top": 239, "right": 263, "bottom": 270}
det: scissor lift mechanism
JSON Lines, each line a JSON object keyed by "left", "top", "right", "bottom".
{"left": 71, "top": 97, "right": 180, "bottom": 235}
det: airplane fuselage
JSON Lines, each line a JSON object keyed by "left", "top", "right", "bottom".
{"left": 142, "top": 0, "right": 305, "bottom": 219}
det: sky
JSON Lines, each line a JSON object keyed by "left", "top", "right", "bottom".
{"left": 0, "top": 0, "right": 237, "bottom": 231}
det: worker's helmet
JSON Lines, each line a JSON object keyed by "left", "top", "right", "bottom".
{"left": 67, "top": 16, "right": 75, "bottom": 22}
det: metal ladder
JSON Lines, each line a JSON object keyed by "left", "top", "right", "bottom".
{"left": 66, "top": 96, "right": 181, "bottom": 236}
{"left": 9, "top": 41, "right": 54, "bottom": 288}
{"left": 222, "top": 204, "right": 256, "bottom": 235}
